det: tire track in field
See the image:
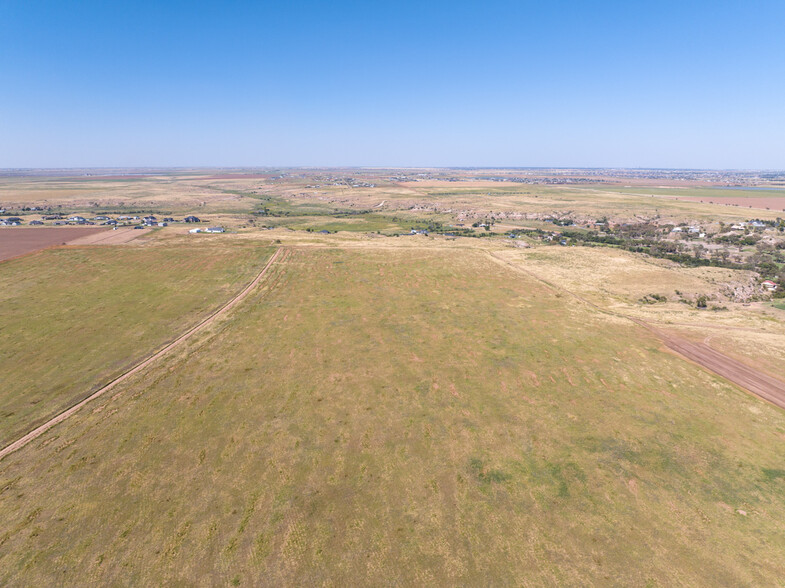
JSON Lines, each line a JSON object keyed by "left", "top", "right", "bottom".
{"left": 488, "top": 251, "right": 785, "bottom": 410}
{"left": 628, "top": 318, "right": 785, "bottom": 409}
{"left": 0, "top": 247, "right": 285, "bottom": 461}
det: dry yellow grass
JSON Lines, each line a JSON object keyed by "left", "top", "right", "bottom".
{"left": 2, "top": 244, "right": 785, "bottom": 585}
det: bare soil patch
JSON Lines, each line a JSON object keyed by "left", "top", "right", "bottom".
{"left": 635, "top": 320, "right": 785, "bottom": 410}
{"left": 67, "top": 227, "right": 150, "bottom": 246}
{"left": 0, "top": 227, "right": 108, "bottom": 261}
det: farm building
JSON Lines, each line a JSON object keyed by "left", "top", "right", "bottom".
{"left": 205, "top": 227, "right": 225, "bottom": 233}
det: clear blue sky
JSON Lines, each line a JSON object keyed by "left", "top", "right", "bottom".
{"left": 1, "top": 0, "right": 783, "bottom": 168}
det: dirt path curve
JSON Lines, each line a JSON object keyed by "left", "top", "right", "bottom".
{"left": 0, "top": 247, "right": 284, "bottom": 462}
{"left": 488, "top": 251, "right": 785, "bottom": 410}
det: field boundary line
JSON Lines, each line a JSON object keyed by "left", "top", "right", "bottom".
{"left": 0, "top": 247, "right": 284, "bottom": 462}
{"left": 487, "top": 250, "right": 785, "bottom": 410}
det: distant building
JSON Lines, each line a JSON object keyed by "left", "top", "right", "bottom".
{"left": 205, "top": 227, "right": 225, "bottom": 233}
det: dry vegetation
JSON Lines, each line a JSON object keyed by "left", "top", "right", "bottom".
{"left": 2, "top": 169, "right": 785, "bottom": 584}
{"left": 0, "top": 237, "right": 274, "bottom": 447}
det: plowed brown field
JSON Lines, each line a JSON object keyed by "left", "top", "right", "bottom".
{"left": 0, "top": 227, "right": 108, "bottom": 261}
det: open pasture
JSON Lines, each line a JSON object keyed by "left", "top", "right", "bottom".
{"left": 2, "top": 245, "right": 785, "bottom": 585}
{"left": 0, "top": 237, "right": 274, "bottom": 447}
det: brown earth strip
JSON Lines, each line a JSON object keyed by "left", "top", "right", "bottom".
{"left": 66, "top": 227, "right": 150, "bottom": 245}
{"left": 0, "top": 247, "right": 284, "bottom": 462}
{"left": 630, "top": 319, "right": 785, "bottom": 410}
{"left": 488, "top": 251, "right": 785, "bottom": 410}
{"left": 0, "top": 227, "right": 108, "bottom": 261}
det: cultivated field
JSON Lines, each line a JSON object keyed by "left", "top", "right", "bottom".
{"left": 0, "top": 227, "right": 108, "bottom": 261}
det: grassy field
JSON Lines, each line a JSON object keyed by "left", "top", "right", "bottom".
{"left": 0, "top": 237, "right": 274, "bottom": 447}
{"left": 494, "top": 244, "right": 785, "bottom": 381}
{"left": 2, "top": 244, "right": 785, "bottom": 585}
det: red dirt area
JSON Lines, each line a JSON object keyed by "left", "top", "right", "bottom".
{"left": 0, "top": 227, "right": 108, "bottom": 262}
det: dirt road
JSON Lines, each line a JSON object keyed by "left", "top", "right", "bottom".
{"left": 488, "top": 251, "right": 785, "bottom": 410}
{"left": 0, "top": 247, "right": 284, "bottom": 461}
{"left": 630, "top": 319, "right": 785, "bottom": 409}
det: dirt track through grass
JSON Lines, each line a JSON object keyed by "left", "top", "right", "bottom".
{"left": 488, "top": 251, "right": 785, "bottom": 410}
{"left": 0, "top": 248, "right": 283, "bottom": 461}
{"left": 634, "top": 320, "right": 785, "bottom": 409}
{"left": 3, "top": 246, "right": 785, "bottom": 585}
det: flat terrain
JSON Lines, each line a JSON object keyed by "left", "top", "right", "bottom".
{"left": 0, "top": 237, "right": 274, "bottom": 447}
{"left": 0, "top": 249, "right": 283, "bottom": 461}
{"left": 66, "top": 227, "right": 150, "bottom": 246}
{"left": 2, "top": 243, "right": 785, "bottom": 585}
{"left": 0, "top": 227, "right": 108, "bottom": 261}
{"left": 2, "top": 169, "right": 785, "bottom": 584}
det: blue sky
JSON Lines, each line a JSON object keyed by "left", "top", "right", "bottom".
{"left": 1, "top": 0, "right": 783, "bottom": 168}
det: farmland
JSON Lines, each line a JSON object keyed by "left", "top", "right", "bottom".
{"left": 2, "top": 169, "right": 785, "bottom": 584}
{"left": 0, "top": 227, "right": 108, "bottom": 261}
